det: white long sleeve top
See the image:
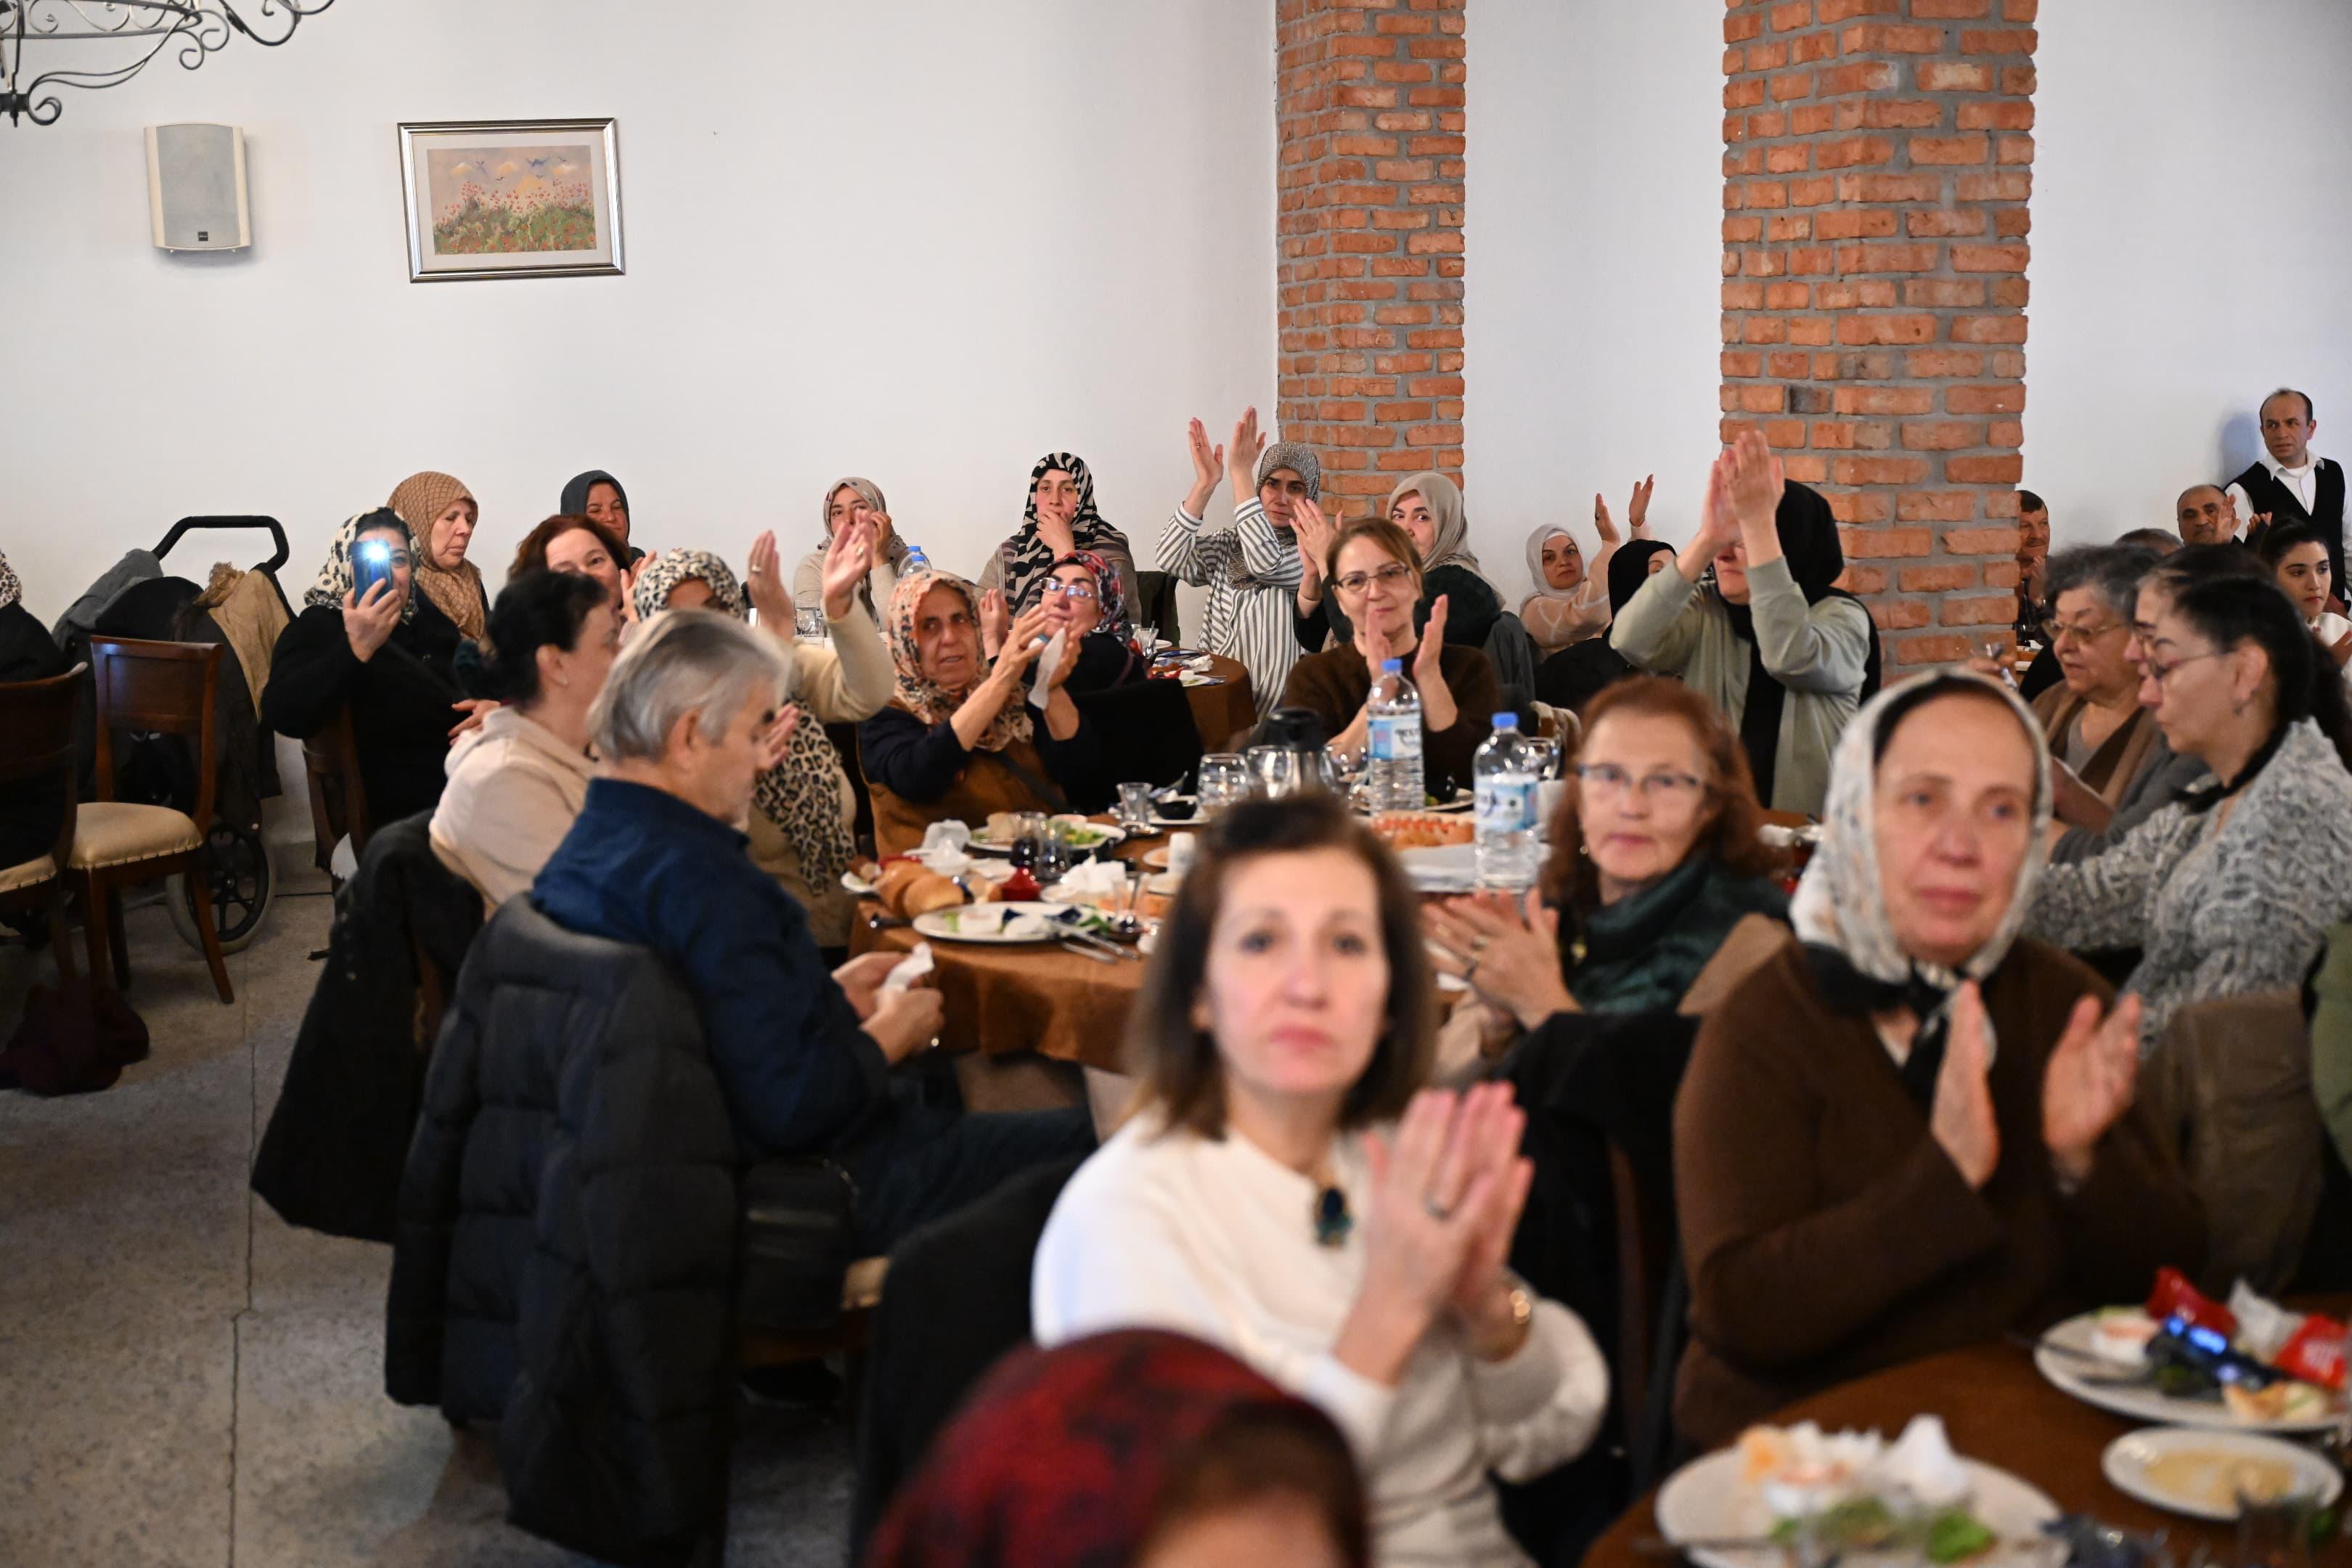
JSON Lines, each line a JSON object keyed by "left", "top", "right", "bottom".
{"left": 1033, "top": 1115, "right": 1609, "bottom": 1568}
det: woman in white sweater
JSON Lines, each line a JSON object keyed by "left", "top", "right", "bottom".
{"left": 432, "top": 570, "right": 619, "bottom": 907}
{"left": 1033, "top": 793, "right": 1608, "bottom": 1568}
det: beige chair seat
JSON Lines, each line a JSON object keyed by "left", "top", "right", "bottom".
{"left": 67, "top": 802, "right": 203, "bottom": 871}
{"left": 841, "top": 1255, "right": 889, "bottom": 1313}
{"left": 0, "top": 854, "right": 57, "bottom": 894}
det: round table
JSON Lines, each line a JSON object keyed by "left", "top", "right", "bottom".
{"left": 1583, "top": 1323, "right": 2351, "bottom": 1568}
{"left": 1177, "top": 652, "right": 1257, "bottom": 752}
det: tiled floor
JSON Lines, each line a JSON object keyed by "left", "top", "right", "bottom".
{"left": 0, "top": 875, "right": 852, "bottom": 1567}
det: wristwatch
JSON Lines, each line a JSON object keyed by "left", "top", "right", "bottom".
{"left": 1476, "top": 1275, "right": 1535, "bottom": 1361}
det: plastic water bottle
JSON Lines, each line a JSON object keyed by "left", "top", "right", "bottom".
{"left": 1474, "top": 714, "right": 1542, "bottom": 890}
{"left": 902, "top": 543, "right": 931, "bottom": 573}
{"left": 1365, "top": 659, "right": 1424, "bottom": 811}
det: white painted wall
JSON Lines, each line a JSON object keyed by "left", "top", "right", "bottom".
{"left": 1463, "top": 0, "right": 1728, "bottom": 608}
{"left": 0, "top": 0, "right": 1275, "bottom": 624}
{"left": 2021, "top": 0, "right": 2352, "bottom": 544}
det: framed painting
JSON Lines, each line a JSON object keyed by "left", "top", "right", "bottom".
{"left": 397, "top": 118, "right": 623, "bottom": 282}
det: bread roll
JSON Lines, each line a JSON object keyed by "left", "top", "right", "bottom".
{"left": 897, "top": 871, "right": 965, "bottom": 918}
{"left": 875, "top": 860, "right": 928, "bottom": 910}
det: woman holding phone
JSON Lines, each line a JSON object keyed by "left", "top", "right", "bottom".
{"left": 262, "top": 509, "right": 473, "bottom": 825}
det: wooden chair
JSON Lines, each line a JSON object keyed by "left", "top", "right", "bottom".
{"left": 72, "top": 637, "right": 232, "bottom": 1003}
{"left": 0, "top": 664, "right": 89, "bottom": 987}
{"left": 301, "top": 702, "right": 370, "bottom": 880}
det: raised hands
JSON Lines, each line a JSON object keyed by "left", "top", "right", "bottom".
{"left": 758, "top": 703, "right": 804, "bottom": 770}
{"left": 1425, "top": 888, "right": 1575, "bottom": 1031}
{"left": 340, "top": 579, "right": 402, "bottom": 663}
{"left": 2331, "top": 624, "right": 2352, "bottom": 670}
{"left": 1678, "top": 452, "right": 1743, "bottom": 584}
{"left": 1929, "top": 981, "right": 2001, "bottom": 1189}
{"left": 817, "top": 518, "right": 877, "bottom": 622}
{"left": 745, "top": 529, "right": 793, "bottom": 626}
{"left": 1412, "top": 593, "right": 1451, "bottom": 689}
{"left": 1592, "top": 475, "right": 1657, "bottom": 547}
{"left": 1184, "top": 417, "right": 1225, "bottom": 515}
{"left": 1293, "top": 493, "right": 1339, "bottom": 574}
{"left": 1227, "top": 405, "right": 1270, "bottom": 502}
{"left": 978, "top": 586, "right": 1010, "bottom": 659}
{"left": 446, "top": 698, "right": 499, "bottom": 741}
{"left": 2042, "top": 991, "right": 2142, "bottom": 1184}
{"left": 992, "top": 603, "right": 1057, "bottom": 684}
{"left": 1723, "top": 428, "right": 1787, "bottom": 550}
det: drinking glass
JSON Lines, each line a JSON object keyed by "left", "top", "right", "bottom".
{"left": 1136, "top": 624, "right": 1160, "bottom": 655}
{"left": 1524, "top": 735, "right": 1562, "bottom": 780}
{"left": 2236, "top": 1484, "right": 2322, "bottom": 1568}
{"left": 1116, "top": 781, "right": 1155, "bottom": 830}
{"left": 794, "top": 608, "right": 829, "bottom": 642}
{"left": 1034, "top": 820, "right": 1076, "bottom": 885}
{"left": 1198, "top": 753, "right": 1249, "bottom": 818}
{"left": 1005, "top": 811, "right": 1048, "bottom": 875}
{"left": 1246, "top": 744, "right": 1300, "bottom": 798}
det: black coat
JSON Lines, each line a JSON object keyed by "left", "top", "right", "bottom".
{"left": 250, "top": 813, "right": 483, "bottom": 1244}
{"left": 261, "top": 597, "right": 464, "bottom": 825}
{"left": 385, "top": 900, "right": 740, "bottom": 1567}
{"left": 0, "top": 601, "right": 73, "bottom": 870}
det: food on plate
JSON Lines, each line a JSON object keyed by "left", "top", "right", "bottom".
{"left": 2091, "top": 1306, "right": 2163, "bottom": 1367}
{"left": 984, "top": 811, "right": 1024, "bottom": 843}
{"left": 2070, "top": 1280, "right": 2348, "bottom": 1421}
{"left": 848, "top": 858, "right": 883, "bottom": 890}
{"left": 1371, "top": 811, "right": 1474, "bottom": 850}
{"left": 2221, "top": 1382, "right": 2332, "bottom": 1425}
{"left": 877, "top": 860, "right": 965, "bottom": 920}
{"left": 2146, "top": 1267, "right": 2237, "bottom": 1337}
{"left": 1738, "top": 1418, "right": 1990, "bottom": 1564}
{"left": 1049, "top": 813, "right": 1119, "bottom": 849}
{"left": 2139, "top": 1449, "right": 2301, "bottom": 1514}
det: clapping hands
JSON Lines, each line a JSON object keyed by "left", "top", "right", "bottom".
{"left": 1357, "top": 1085, "right": 1536, "bottom": 1365}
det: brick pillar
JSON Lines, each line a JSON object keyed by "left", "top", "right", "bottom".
{"left": 1721, "top": 0, "right": 2038, "bottom": 667}
{"left": 1276, "top": 0, "right": 1468, "bottom": 521}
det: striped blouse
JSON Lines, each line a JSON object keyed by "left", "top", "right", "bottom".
{"left": 1157, "top": 501, "right": 1305, "bottom": 722}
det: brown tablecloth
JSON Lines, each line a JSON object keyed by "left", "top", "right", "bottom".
{"left": 850, "top": 914, "right": 1146, "bottom": 1073}
{"left": 1583, "top": 1314, "right": 2352, "bottom": 1568}
{"left": 1180, "top": 653, "right": 1257, "bottom": 752}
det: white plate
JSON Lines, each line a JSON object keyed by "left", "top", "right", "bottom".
{"left": 2100, "top": 1426, "right": 2342, "bottom": 1521}
{"left": 1399, "top": 843, "right": 1479, "bottom": 893}
{"left": 1656, "top": 1448, "right": 2059, "bottom": 1568}
{"left": 2033, "top": 1312, "right": 2348, "bottom": 1434}
{"left": 841, "top": 867, "right": 877, "bottom": 897}
{"left": 968, "top": 817, "right": 1128, "bottom": 856}
{"left": 1042, "top": 873, "right": 1178, "bottom": 905}
{"left": 911, "top": 902, "right": 1072, "bottom": 944}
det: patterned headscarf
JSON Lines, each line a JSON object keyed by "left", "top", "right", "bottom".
{"left": 305, "top": 510, "right": 418, "bottom": 624}
{"left": 630, "top": 547, "right": 857, "bottom": 881}
{"left": 867, "top": 1330, "right": 1368, "bottom": 1568}
{"left": 1792, "top": 671, "right": 2051, "bottom": 1005}
{"left": 997, "top": 451, "right": 1125, "bottom": 613}
{"left": 0, "top": 550, "right": 19, "bottom": 612}
{"left": 1018, "top": 549, "right": 1138, "bottom": 653}
{"left": 1231, "top": 442, "right": 1323, "bottom": 591}
{"left": 388, "top": 470, "right": 486, "bottom": 643}
{"left": 883, "top": 569, "right": 1031, "bottom": 754}
{"left": 819, "top": 475, "right": 912, "bottom": 615}
{"left": 1387, "top": 470, "right": 1483, "bottom": 574}
{"left": 1524, "top": 524, "right": 1583, "bottom": 603}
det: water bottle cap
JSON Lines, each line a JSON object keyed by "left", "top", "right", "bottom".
{"left": 1492, "top": 714, "right": 1518, "bottom": 730}
{"left": 1381, "top": 658, "right": 1402, "bottom": 674}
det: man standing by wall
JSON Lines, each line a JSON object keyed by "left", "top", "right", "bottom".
{"left": 2228, "top": 388, "right": 2344, "bottom": 605}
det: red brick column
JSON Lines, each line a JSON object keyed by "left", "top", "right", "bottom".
{"left": 1275, "top": 0, "right": 1468, "bottom": 521}
{"left": 1721, "top": 0, "right": 2038, "bottom": 666}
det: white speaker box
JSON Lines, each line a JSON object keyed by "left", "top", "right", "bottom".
{"left": 145, "top": 123, "right": 250, "bottom": 252}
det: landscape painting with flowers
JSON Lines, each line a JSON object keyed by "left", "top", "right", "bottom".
{"left": 399, "top": 119, "right": 624, "bottom": 282}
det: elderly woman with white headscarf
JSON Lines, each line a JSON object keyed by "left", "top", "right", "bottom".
{"left": 1669, "top": 671, "right": 2204, "bottom": 1449}
{"left": 1294, "top": 470, "right": 1503, "bottom": 654}
{"left": 1519, "top": 477, "right": 1655, "bottom": 653}
{"left": 1159, "top": 409, "right": 1321, "bottom": 720}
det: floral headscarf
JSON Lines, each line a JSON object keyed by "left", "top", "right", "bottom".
{"left": 630, "top": 547, "right": 857, "bottom": 881}
{"left": 818, "top": 475, "right": 912, "bottom": 615}
{"left": 305, "top": 509, "right": 418, "bottom": 624}
{"left": 388, "top": 470, "right": 486, "bottom": 643}
{"left": 997, "top": 451, "right": 1126, "bottom": 613}
{"left": 1792, "top": 671, "right": 2051, "bottom": 1042}
{"left": 867, "top": 1330, "right": 1368, "bottom": 1568}
{"left": 1018, "top": 549, "right": 1137, "bottom": 653}
{"left": 1387, "top": 470, "right": 1483, "bottom": 574}
{"left": 884, "top": 569, "right": 1030, "bottom": 754}
{"left": 0, "top": 550, "right": 20, "bottom": 612}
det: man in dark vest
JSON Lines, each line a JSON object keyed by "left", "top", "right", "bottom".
{"left": 2228, "top": 387, "right": 2343, "bottom": 606}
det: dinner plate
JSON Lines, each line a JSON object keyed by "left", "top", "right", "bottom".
{"left": 2032, "top": 1312, "right": 2348, "bottom": 1434}
{"left": 910, "top": 902, "right": 1072, "bottom": 944}
{"left": 2100, "top": 1426, "right": 2342, "bottom": 1521}
{"left": 968, "top": 819, "right": 1128, "bottom": 857}
{"left": 1655, "top": 1448, "right": 2060, "bottom": 1568}
{"left": 1042, "top": 873, "right": 1179, "bottom": 904}
{"left": 841, "top": 867, "right": 877, "bottom": 897}
{"left": 1398, "top": 844, "right": 1479, "bottom": 893}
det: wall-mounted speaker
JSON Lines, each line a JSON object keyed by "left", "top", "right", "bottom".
{"left": 144, "top": 123, "right": 250, "bottom": 252}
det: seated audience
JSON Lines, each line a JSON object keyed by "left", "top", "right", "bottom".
{"left": 2030, "top": 573, "right": 2352, "bottom": 1051}
{"left": 1159, "top": 410, "right": 1315, "bottom": 719}
{"left": 1610, "top": 433, "right": 1877, "bottom": 816}
{"left": 1278, "top": 518, "right": 1498, "bottom": 791}
{"left": 0, "top": 550, "right": 73, "bottom": 873}
{"left": 510, "top": 513, "right": 631, "bottom": 616}
{"left": 637, "top": 541, "right": 891, "bottom": 944}
{"left": 2258, "top": 521, "right": 2352, "bottom": 672}
{"left": 2014, "top": 489, "right": 2051, "bottom": 645}
{"left": 1519, "top": 483, "right": 1651, "bottom": 656}
{"left": 1018, "top": 549, "right": 1147, "bottom": 692}
{"left": 560, "top": 468, "right": 642, "bottom": 563}
{"left": 1296, "top": 472, "right": 1503, "bottom": 654}
{"left": 797, "top": 476, "right": 912, "bottom": 619}
{"left": 978, "top": 451, "right": 1143, "bottom": 625}
{"left": 1675, "top": 673, "right": 2203, "bottom": 1448}
{"left": 1033, "top": 794, "right": 1609, "bottom": 1568}
{"left": 860, "top": 569, "right": 1105, "bottom": 854}
{"left": 2176, "top": 483, "right": 2238, "bottom": 547}
{"left": 388, "top": 470, "right": 489, "bottom": 645}
{"left": 532, "top": 610, "right": 1093, "bottom": 1248}
{"left": 262, "top": 510, "right": 468, "bottom": 825}
{"left": 430, "top": 570, "right": 618, "bottom": 909}
{"left": 867, "top": 1329, "right": 1369, "bottom": 1568}
{"left": 2115, "top": 526, "right": 2184, "bottom": 555}
{"left": 1532, "top": 537, "right": 1674, "bottom": 716}
{"left": 2030, "top": 545, "right": 2188, "bottom": 849}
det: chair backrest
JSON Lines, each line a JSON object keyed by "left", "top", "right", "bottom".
{"left": 87, "top": 636, "right": 221, "bottom": 829}
{"left": 1071, "top": 677, "right": 1206, "bottom": 791}
{"left": 302, "top": 701, "right": 371, "bottom": 870}
{"left": 1484, "top": 610, "right": 1539, "bottom": 718}
{"left": 1133, "top": 570, "right": 1182, "bottom": 647}
{"left": 0, "top": 663, "right": 88, "bottom": 875}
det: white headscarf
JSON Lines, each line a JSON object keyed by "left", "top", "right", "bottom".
{"left": 1522, "top": 524, "right": 1582, "bottom": 603}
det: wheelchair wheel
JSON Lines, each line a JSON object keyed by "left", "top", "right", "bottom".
{"left": 167, "top": 822, "right": 275, "bottom": 956}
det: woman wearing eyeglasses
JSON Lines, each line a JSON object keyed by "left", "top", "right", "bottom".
{"left": 1021, "top": 550, "right": 1148, "bottom": 693}
{"left": 2029, "top": 573, "right": 2352, "bottom": 1053}
{"left": 1277, "top": 518, "right": 1499, "bottom": 793}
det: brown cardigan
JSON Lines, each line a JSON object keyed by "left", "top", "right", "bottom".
{"left": 2030, "top": 684, "right": 2161, "bottom": 805}
{"left": 1277, "top": 640, "right": 1500, "bottom": 788}
{"left": 1672, "top": 934, "right": 2207, "bottom": 1450}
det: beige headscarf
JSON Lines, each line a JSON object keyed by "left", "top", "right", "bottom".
{"left": 388, "top": 470, "right": 486, "bottom": 642}
{"left": 1387, "top": 470, "right": 1483, "bottom": 574}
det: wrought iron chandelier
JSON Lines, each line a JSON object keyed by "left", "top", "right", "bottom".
{"left": 1, "top": 0, "right": 335, "bottom": 126}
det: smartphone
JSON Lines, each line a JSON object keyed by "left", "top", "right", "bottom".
{"left": 352, "top": 539, "right": 394, "bottom": 604}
